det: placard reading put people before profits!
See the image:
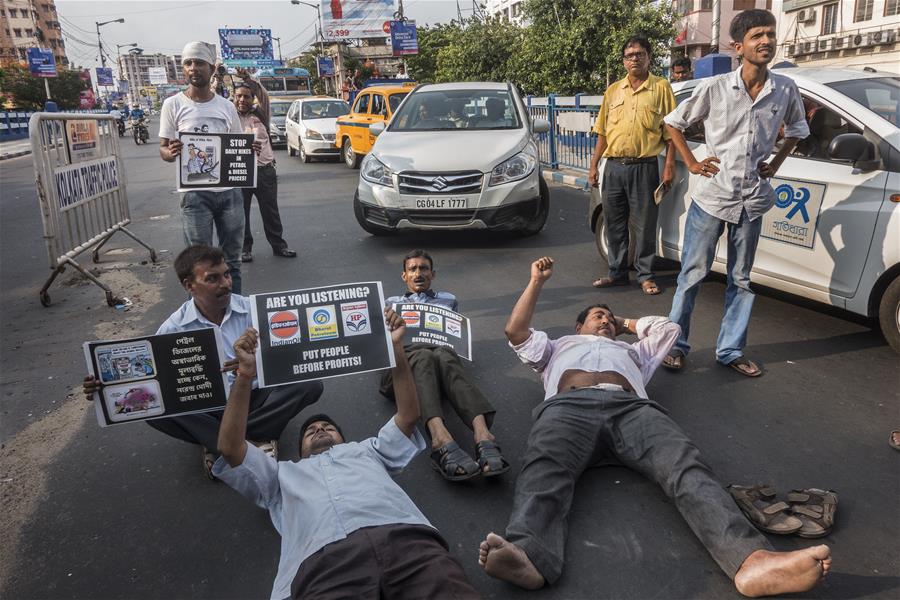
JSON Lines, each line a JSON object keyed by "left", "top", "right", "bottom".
{"left": 83, "top": 328, "right": 229, "bottom": 427}
{"left": 250, "top": 282, "right": 395, "bottom": 387}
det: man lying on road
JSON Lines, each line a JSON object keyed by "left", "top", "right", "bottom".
{"left": 215, "top": 310, "right": 481, "bottom": 600}
{"left": 478, "top": 256, "right": 831, "bottom": 598}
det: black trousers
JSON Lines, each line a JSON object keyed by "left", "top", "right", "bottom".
{"left": 601, "top": 159, "right": 660, "bottom": 282}
{"left": 505, "top": 388, "right": 770, "bottom": 585}
{"left": 291, "top": 524, "right": 481, "bottom": 600}
{"left": 242, "top": 163, "right": 288, "bottom": 253}
{"left": 146, "top": 380, "right": 323, "bottom": 452}
{"left": 380, "top": 344, "right": 494, "bottom": 428}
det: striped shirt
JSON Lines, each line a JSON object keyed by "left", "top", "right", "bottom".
{"left": 664, "top": 67, "right": 809, "bottom": 223}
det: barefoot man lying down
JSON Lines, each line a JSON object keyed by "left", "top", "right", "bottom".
{"left": 478, "top": 257, "right": 831, "bottom": 597}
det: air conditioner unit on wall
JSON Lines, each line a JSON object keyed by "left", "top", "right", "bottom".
{"left": 817, "top": 38, "right": 832, "bottom": 51}
{"left": 850, "top": 33, "right": 867, "bottom": 48}
{"left": 869, "top": 30, "right": 897, "bottom": 45}
{"left": 801, "top": 41, "right": 814, "bottom": 54}
{"left": 787, "top": 43, "right": 798, "bottom": 56}
{"left": 833, "top": 36, "right": 845, "bottom": 49}
{"left": 797, "top": 9, "right": 816, "bottom": 24}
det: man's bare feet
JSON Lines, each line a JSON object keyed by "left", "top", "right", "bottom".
{"left": 478, "top": 532, "right": 545, "bottom": 590}
{"left": 734, "top": 545, "right": 831, "bottom": 598}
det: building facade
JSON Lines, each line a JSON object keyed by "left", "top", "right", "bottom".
{"left": 484, "top": 0, "right": 526, "bottom": 23}
{"left": 117, "top": 50, "right": 179, "bottom": 105}
{"left": 777, "top": 0, "right": 900, "bottom": 70}
{"left": 671, "top": 0, "right": 773, "bottom": 69}
{"left": 0, "top": 0, "right": 68, "bottom": 68}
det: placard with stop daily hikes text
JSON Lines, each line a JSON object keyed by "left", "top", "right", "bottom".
{"left": 394, "top": 302, "right": 472, "bottom": 361}
{"left": 83, "top": 328, "right": 229, "bottom": 427}
{"left": 177, "top": 132, "right": 257, "bottom": 192}
{"left": 250, "top": 282, "right": 395, "bottom": 388}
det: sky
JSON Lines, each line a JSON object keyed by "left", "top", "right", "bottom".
{"left": 56, "top": 0, "right": 473, "bottom": 69}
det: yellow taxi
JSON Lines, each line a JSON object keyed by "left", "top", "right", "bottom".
{"left": 335, "top": 83, "right": 415, "bottom": 168}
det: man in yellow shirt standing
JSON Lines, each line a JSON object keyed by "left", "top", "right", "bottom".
{"left": 587, "top": 36, "right": 676, "bottom": 295}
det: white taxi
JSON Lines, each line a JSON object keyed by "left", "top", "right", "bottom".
{"left": 589, "top": 67, "right": 900, "bottom": 352}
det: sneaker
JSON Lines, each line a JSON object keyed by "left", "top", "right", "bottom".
{"left": 252, "top": 439, "right": 279, "bottom": 460}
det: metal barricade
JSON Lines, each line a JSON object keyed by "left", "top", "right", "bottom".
{"left": 29, "top": 112, "right": 157, "bottom": 307}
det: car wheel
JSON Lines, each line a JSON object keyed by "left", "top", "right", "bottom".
{"left": 878, "top": 275, "right": 900, "bottom": 354}
{"left": 519, "top": 178, "right": 550, "bottom": 236}
{"left": 342, "top": 138, "right": 360, "bottom": 169}
{"left": 300, "top": 143, "right": 311, "bottom": 163}
{"left": 353, "top": 194, "right": 394, "bottom": 236}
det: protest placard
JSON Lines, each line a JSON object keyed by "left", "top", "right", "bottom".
{"left": 250, "top": 282, "right": 395, "bottom": 387}
{"left": 177, "top": 132, "right": 257, "bottom": 192}
{"left": 84, "top": 328, "right": 229, "bottom": 427}
{"left": 394, "top": 302, "right": 472, "bottom": 360}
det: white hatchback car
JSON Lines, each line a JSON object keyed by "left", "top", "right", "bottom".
{"left": 354, "top": 82, "right": 552, "bottom": 236}
{"left": 285, "top": 96, "right": 350, "bottom": 162}
{"left": 589, "top": 67, "right": 900, "bottom": 351}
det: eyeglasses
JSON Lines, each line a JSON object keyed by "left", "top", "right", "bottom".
{"left": 623, "top": 52, "right": 648, "bottom": 62}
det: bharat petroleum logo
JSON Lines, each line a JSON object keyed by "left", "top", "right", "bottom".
{"left": 312, "top": 309, "right": 332, "bottom": 325}
{"left": 774, "top": 183, "right": 811, "bottom": 223}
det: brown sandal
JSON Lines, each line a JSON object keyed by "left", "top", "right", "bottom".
{"left": 728, "top": 484, "right": 802, "bottom": 535}
{"left": 592, "top": 277, "right": 629, "bottom": 288}
{"left": 787, "top": 488, "right": 838, "bottom": 538}
{"left": 641, "top": 280, "right": 661, "bottom": 295}
{"left": 721, "top": 356, "right": 762, "bottom": 377}
{"left": 663, "top": 353, "right": 684, "bottom": 371}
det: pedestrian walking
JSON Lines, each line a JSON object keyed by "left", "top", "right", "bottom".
{"left": 158, "top": 41, "right": 248, "bottom": 294}
{"left": 587, "top": 35, "right": 676, "bottom": 296}
{"left": 661, "top": 10, "right": 810, "bottom": 377}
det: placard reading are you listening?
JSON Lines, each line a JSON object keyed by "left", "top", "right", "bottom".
{"left": 250, "top": 282, "right": 395, "bottom": 387}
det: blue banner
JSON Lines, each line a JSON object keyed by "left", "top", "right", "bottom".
{"left": 27, "top": 47, "right": 57, "bottom": 78}
{"left": 317, "top": 56, "right": 335, "bottom": 77}
{"left": 218, "top": 28, "right": 275, "bottom": 67}
{"left": 96, "top": 67, "right": 114, "bottom": 86}
{"left": 390, "top": 20, "right": 418, "bottom": 56}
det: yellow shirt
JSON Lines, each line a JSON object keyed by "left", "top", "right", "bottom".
{"left": 593, "top": 73, "right": 676, "bottom": 158}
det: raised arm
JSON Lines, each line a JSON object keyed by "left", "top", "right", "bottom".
{"left": 217, "top": 328, "right": 258, "bottom": 467}
{"left": 385, "top": 308, "right": 419, "bottom": 437}
{"left": 506, "top": 257, "right": 554, "bottom": 345}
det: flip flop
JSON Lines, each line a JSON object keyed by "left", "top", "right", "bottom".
{"left": 787, "top": 488, "right": 838, "bottom": 538}
{"left": 728, "top": 484, "right": 803, "bottom": 535}
{"left": 890, "top": 431, "right": 900, "bottom": 451}
{"left": 202, "top": 446, "right": 217, "bottom": 481}
{"left": 721, "top": 356, "right": 762, "bottom": 377}
{"left": 430, "top": 441, "right": 480, "bottom": 482}
{"left": 592, "top": 277, "right": 629, "bottom": 288}
{"left": 663, "top": 353, "right": 684, "bottom": 371}
{"left": 641, "top": 280, "right": 661, "bottom": 295}
{"left": 475, "top": 440, "right": 510, "bottom": 477}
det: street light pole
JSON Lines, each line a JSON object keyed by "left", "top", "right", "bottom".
{"left": 291, "top": 0, "right": 327, "bottom": 91}
{"left": 273, "top": 36, "right": 283, "bottom": 61}
{"left": 116, "top": 42, "right": 138, "bottom": 82}
{"left": 95, "top": 18, "right": 125, "bottom": 68}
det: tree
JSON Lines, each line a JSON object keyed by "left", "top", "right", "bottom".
{"left": 405, "top": 21, "right": 463, "bottom": 83}
{"left": 0, "top": 64, "right": 91, "bottom": 109}
{"left": 512, "top": 0, "right": 675, "bottom": 95}
{"left": 433, "top": 17, "right": 524, "bottom": 83}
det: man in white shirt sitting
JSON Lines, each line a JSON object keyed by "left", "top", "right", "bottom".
{"left": 478, "top": 257, "right": 830, "bottom": 598}
{"left": 214, "top": 311, "right": 480, "bottom": 600}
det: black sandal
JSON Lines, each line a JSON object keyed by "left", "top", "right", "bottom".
{"left": 430, "top": 442, "right": 479, "bottom": 481}
{"left": 475, "top": 440, "right": 510, "bottom": 477}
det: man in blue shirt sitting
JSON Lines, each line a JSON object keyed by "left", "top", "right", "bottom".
{"left": 215, "top": 311, "right": 480, "bottom": 600}
{"left": 383, "top": 249, "right": 507, "bottom": 482}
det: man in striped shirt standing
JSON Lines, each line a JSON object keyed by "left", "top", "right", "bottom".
{"left": 662, "top": 9, "right": 810, "bottom": 377}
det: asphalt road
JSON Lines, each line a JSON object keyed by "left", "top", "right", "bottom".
{"left": 1, "top": 121, "right": 898, "bottom": 599}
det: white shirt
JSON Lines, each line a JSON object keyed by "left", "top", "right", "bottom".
{"left": 664, "top": 67, "right": 809, "bottom": 224}
{"left": 213, "top": 418, "right": 430, "bottom": 600}
{"left": 510, "top": 316, "right": 681, "bottom": 400}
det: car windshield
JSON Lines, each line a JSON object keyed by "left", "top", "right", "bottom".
{"left": 270, "top": 102, "right": 291, "bottom": 117}
{"left": 302, "top": 100, "right": 350, "bottom": 119}
{"left": 827, "top": 77, "right": 900, "bottom": 126}
{"left": 391, "top": 89, "right": 521, "bottom": 131}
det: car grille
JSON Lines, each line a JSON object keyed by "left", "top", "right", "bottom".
{"left": 406, "top": 210, "right": 477, "bottom": 226}
{"left": 398, "top": 171, "right": 483, "bottom": 195}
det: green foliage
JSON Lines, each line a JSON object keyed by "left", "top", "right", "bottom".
{"left": 0, "top": 64, "right": 90, "bottom": 109}
{"left": 405, "top": 22, "right": 462, "bottom": 83}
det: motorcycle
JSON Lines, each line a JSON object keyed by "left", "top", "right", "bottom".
{"left": 132, "top": 118, "right": 149, "bottom": 145}
{"left": 117, "top": 118, "right": 125, "bottom": 137}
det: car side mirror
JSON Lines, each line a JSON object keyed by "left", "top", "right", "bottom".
{"left": 532, "top": 118, "right": 550, "bottom": 134}
{"left": 369, "top": 122, "right": 385, "bottom": 137}
{"left": 828, "top": 133, "right": 879, "bottom": 172}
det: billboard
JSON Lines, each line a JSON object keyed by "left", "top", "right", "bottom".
{"left": 96, "top": 67, "right": 114, "bottom": 86}
{"left": 148, "top": 67, "right": 168, "bottom": 85}
{"left": 218, "top": 28, "right": 280, "bottom": 67}
{"left": 390, "top": 20, "right": 418, "bottom": 55}
{"left": 317, "top": 56, "right": 335, "bottom": 77}
{"left": 27, "top": 48, "right": 57, "bottom": 78}
{"left": 321, "top": 0, "right": 397, "bottom": 40}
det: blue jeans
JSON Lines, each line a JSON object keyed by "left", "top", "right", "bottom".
{"left": 181, "top": 189, "right": 245, "bottom": 294}
{"left": 668, "top": 200, "right": 762, "bottom": 364}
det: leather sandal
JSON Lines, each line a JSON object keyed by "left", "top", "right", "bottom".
{"left": 663, "top": 352, "right": 684, "bottom": 371}
{"left": 787, "top": 488, "right": 838, "bottom": 538}
{"left": 592, "top": 276, "right": 629, "bottom": 288}
{"left": 202, "top": 446, "right": 217, "bottom": 481}
{"left": 641, "top": 280, "right": 661, "bottom": 295}
{"left": 430, "top": 441, "right": 479, "bottom": 482}
{"left": 728, "top": 484, "right": 803, "bottom": 535}
{"left": 475, "top": 440, "right": 510, "bottom": 477}
{"left": 721, "top": 356, "right": 762, "bottom": 377}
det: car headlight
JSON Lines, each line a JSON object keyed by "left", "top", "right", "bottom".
{"left": 361, "top": 155, "right": 393, "bottom": 187}
{"left": 305, "top": 129, "right": 323, "bottom": 140}
{"left": 489, "top": 149, "right": 536, "bottom": 186}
